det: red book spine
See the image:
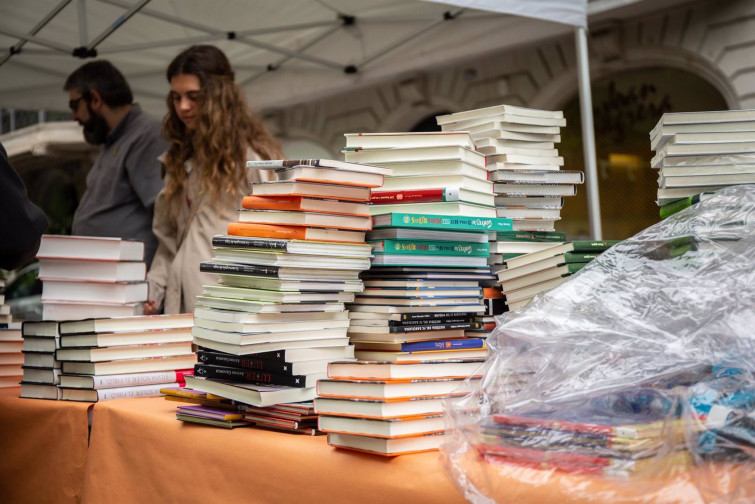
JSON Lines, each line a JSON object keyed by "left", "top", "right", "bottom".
{"left": 370, "top": 188, "right": 448, "bottom": 204}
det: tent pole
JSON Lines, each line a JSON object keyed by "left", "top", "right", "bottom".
{"left": 575, "top": 25, "right": 602, "bottom": 240}
{"left": 78, "top": 0, "right": 88, "bottom": 46}
{"left": 0, "top": 0, "right": 72, "bottom": 68}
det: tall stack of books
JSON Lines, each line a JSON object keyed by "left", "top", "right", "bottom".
{"left": 20, "top": 320, "right": 60, "bottom": 398}
{"left": 650, "top": 109, "right": 755, "bottom": 218}
{"left": 343, "top": 132, "right": 496, "bottom": 218}
{"left": 36, "top": 235, "right": 148, "bottom": 320}
{"left": 0, "top": 322, "right": 23, "bottom": 389}
{"left": 496, "top": 240, "right": 620, "bottom": 312}
{"left": 437, "top": 104, "right": 582, "bottom": 234}
{"left": 182, "top": 159, "right": 388, "bottom": 410}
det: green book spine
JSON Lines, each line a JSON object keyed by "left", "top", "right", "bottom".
{"left": 569, "top": 240, "right": 621, "bottom": 252}
{"left": 659, "top": 191, "right": 716, "bottom": 219}
{"left": 565, "top": 262, "right": 588, "bottom": 274}
{"left": 563, "top": 252, "right": 601, "bottom": 263}
{"left": 371, "top": 239, "right": 490, "bottom": 257}
{"left": 494, "top": 231, "right": 566, "bottom": 241}
{"left": 375, "top": 213, "right": 513, "bottom": 232}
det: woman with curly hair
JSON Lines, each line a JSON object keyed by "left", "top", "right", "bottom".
{"left": 145, "top": 45, "right": 284, "bottom": 314}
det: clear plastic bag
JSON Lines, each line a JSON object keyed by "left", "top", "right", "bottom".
{"left": 442, "top": 184, "right": 755, "bottom": 504}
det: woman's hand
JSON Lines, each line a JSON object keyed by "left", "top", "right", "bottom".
{"left": 143, "top": 300, "right": 159, "bottom": 315}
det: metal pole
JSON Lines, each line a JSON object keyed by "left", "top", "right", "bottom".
{"left": 0, "top": 0, "right": 73, "bottom": 68}
{"left": 78, "top": 0, "right": 88, "bottom": 46}
{"left": 575, "top": 26, "right": 602, "bottom": 240}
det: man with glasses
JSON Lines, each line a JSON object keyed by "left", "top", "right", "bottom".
{"left": 64, "top": 61, "right": 167, "bottom": 267}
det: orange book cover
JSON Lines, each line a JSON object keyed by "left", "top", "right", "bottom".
{"left": 227, "top": 222, "right": 366, "bottom": 244}
{"left": 241, "top": 195, "right": 370, "bottom": 217}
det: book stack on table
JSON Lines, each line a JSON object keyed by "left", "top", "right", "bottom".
{"left": 0, "top": 278, "right": 11, "bottom": 326}
{"left": 36, "top": 235, "right": 149, "bottom": 320}
{"left": 343, "top": 131, "right": 496, "bottom": 218}
{"left": 0, "top": 322, "right": 23, "bottom": 388}
{"left": 496, "top": 240, "right": 620, "bottom": 312}
{"left": 437, "top": 104, "right": 582, "bottom": 233}
{"left": 21, "top": 314, "right": 196, "bottom": 401}
{"left": 183, "top": 159, "right": 388, "bottom": 411}
{"left": 650, "top": 109, "right": 755, "bottom": 217}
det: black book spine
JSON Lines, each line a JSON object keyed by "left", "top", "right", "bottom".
{"left": 199, "top": 261, "right": 280, "bottom": 278}
{"left": 390, "top": 322, "right": 481, "bottom": 333}
{"left": 197, "top": 351, "right": 294, "bottom": 375}
{"left": 388, "top": 317, "right": 474, "bottom": 327}
{"left": 212, "top": 236, "right": 287, "bottom": 250}
{"left": 194, "top": 364, "right": 308, "bottom": 388}
{"left": 399, "top": 311, "right": 477, "bottom": 321}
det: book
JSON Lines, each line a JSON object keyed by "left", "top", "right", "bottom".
{"left": 497, "top": 252, "right": 599, "bottom": 282}
{"left": 315, "top": 396, "right": 444, "bottom": 419}
{"left": 658, "top": 163, "right": 755, "bottom": 176}
{"left": 193, "top": 307, "right": 348, "bottom": 324}
{"left": 490, "top": 170, "right": 584, "bottom": 184}
{"left": 23, "top": 352, "right": 57, "bottom": 368}
{"left": 477, "top": 143, "right": 559, "bottom": 158}
{"left": 344, "top": 131, "right": 474, "bottom": 149}
{"left": 659, "top": 191, "right": 717, "bottom": 219}
{"left": 501, "top": 276, "right": 567, "bottom": 303}
{"left": 209, "top": 249, "right": 370, "bottom": 271}
{"left": 194, "top": 296, "right": 345, "bottom": 314}
{"left": 247, "top": 158, "right": 392, "bottom": 175}
{"left": 217, "top": 275, "right": 363, "bottom": 292}
{"left": 437, "top": 105, "right": 564, "bottom": 124}
{"left": 348, "top": 304, "right": 485, "bottom": 315}
{"left": 176, "top": 405, "right": 244, "bottom": 421}
{"left": 493, "top": 195, "right": 564, "bottom": 208}
{"left": 59, "top": 326, "right": 193, "bottom": 348}
{"left": 227, "top": 222, "right": 365, "bottom": 244}
{"left": 318, "top": 414, "right": 445, "bottom": 438}
{"left": 656, "top": 186, "right": 723, "bottom": 205}
{"left": 440, "top": 113, "right": 565, "bottom": 131}
{"left": 358, "top": 289, "right": 481, "bottom": 299}
{"left": 37, "top": 258, "right": 146, "bottom": 282}
{"left": 370, "top": 188, "right": 494, "bottom": 206}
{"left": 197, "top": 350, "right": 338, "bottom": 376}
{"left": 21, "top": 338, "right": 53, "bottom": 352}
{"left": 272, "top": 166, "right": 384, "bottom": 187}
{"left": 366, "top": 227, "right": 488, "bottom": 243}
{"left": 368, "top": 201, "right": 497, "bottom": 219}
{"left": 317, "top": 377, "right": 478, "bottom": 400}
{"left": 493, "top": 182, "right": 575, "bottom": 196}
{"left": 362, "top": 159, "right": 487, "bottom": 178}
{"left": 371, "top": 213, "right": 512, "bottom": 232}
{"left": 192, "top": 336, "right": 349, "bottom": 356}
{"left": 41, "top": 280, "right": 148, "bottom": 304}
{"left": 495, "top": 208, "right": 561, "bottom": 220}
{"left": 60, "top": 381, "right": 181, "bottom": 402}
{"left": 361, "top": 279, "right": 480, "bottom": 289}
{"left": 659, "top": 172, "right": 755, "bottom": 187}
{"left": 241, "top": 195, "right": 370, "bottom": 216}
{"left": 21, "top": 367, "right": 59, "bottom": 384}
{"left": 650, "top": 121, "right": 755, "bottom": 151}
{"left": 21, "top": 321, "right": 59, "bottom": 337}
{"left": 347, "top": 329, "right": 468, "bottom": 343}
{"left": 59, "top": 369, "right": 192, "bottom": 389}
{"left": 327, "top": 359, "right": 485, "bottom": 380}
{"left": 59, "top": 313, "right": 193, "bottom": 335}
{"left": 353, "top": 348, "right": 488, "bottom": 362}
{"left": 499, "top": 263, "right": 586, "bottom": 292}
{"left": 42, "top": 301, "right": 142, "bottom": 321}
{"left": 352, "top": 338, "right": 486, "bottom": 353}
{"left": 20, "top": 382, "right": 60, "bottom": 400}
{"left": 194, "top": 363, "right": 323, "bottom": 388}
{"left": 326, "top": 432, "right": 444, "bottom": 456}
{"left": 60, "top": 354, "right": 197, "bottom": 376}
{"left": 199, "top": 261, "right": 361, "bottom": 281}
{"left": 370, "top": 239, "right": 489, "bottom": 257}
{"left": 503, "top": 240, "right": 619, "bottom": 270}
{"left": 184, "top": 375, "right": 316, "bottom": 407}
{"left": 191, "top": 325, "right": 347, "bottom": 346}
{"left": 344, "top": 145, "right": 486, "bottom": 168}
{"left": 56, "top": 341, "right": 194, "bottom": 362}
{"left": 194, "top": 316, "right": 350, "bottom": 335}
{"left": 206, "top": 345, "right": 355, "bottom": 363}
{"left": 36, "top": 235, "right": 144, "bottom": 261}
{"left": 238, "top": 209, "right": 372, "bottom": 231}
{"left": 379, "top": 175, "right": 491, "bottom": 194}
{"left": 447, "top": 120, "right": 560, "bottom": 135}
{"left": 249, "top": 181, "right": 370, "bottom": 201}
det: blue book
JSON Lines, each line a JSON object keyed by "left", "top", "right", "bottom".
{"left": 400, "top": 338, "right": 486, "bottom": 352}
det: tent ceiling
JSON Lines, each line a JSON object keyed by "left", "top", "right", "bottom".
{"left": 0, "top": 0, "right": 687, "bottom": 116}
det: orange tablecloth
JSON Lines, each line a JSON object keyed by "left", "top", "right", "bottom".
{"left": 81, "top": 396, "right": 468, "bottom": 504}
{"left": 0, "top": 387, "right": 91, "bottom": 504}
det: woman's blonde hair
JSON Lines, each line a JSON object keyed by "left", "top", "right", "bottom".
{"left": 162, "top": 45, "right": 283, "bottom": 215}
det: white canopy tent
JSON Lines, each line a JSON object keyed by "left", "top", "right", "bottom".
{"left": 0, "top": 0, "right": 608, "bottom": 236}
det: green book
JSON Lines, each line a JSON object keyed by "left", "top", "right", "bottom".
{"left": 492, "top": 231, "right": 566, "bottom": 242}
{"left": 370, "top": 239, "right": 490, "bottom": 257}
{"left": 564, "top": 252, "right": 600, "bottom": 263}
{"left": 659, "top": 191, "right": 716, "bottom": 219}
{"left": 569, "top": 240, "right": 622, "bottom": 252}
{"left": 372, "top": 213, "right": 513, "bottom": 232}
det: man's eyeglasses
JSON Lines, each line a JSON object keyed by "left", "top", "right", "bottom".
{"left": 69, "top": 94, "right": 87, "bottom": 112}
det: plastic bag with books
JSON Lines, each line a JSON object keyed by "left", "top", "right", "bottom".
{"left": 442, "top": 184, "right": 755, "bottom": 504}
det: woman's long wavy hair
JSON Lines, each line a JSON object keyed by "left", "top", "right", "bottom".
{"left": 162, "top": 45, "right": 283, "bottom": 216}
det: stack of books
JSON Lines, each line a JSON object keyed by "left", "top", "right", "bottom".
{"left": 0, "top": 322, "right": 23, "bottom": 388}
{"left": 437, "top": 104, "right": 582, "bottom": 232}
{"left": 50, "top": 314, "right": 195, "bottom": 402}
{"left": 0, "top": 278, "right": 10, "bottom": 326}
{"left": 19, "top": 320, "right": 61, "bottom": 398}
{"left": 496, "top": 240, "right": 620, "bottom": 312}
{"left": 343, "top": 132, "right": 496, "bottom": 218}
{"left": 183, "top": 159, "right": 388, "bottom": 410}
{"left": 650, "top": 109, "right": 755, "bottom": 217}
{"left": 36, "top": 235, "right": 148, "bottom": 320}
{"left": 239, "top": 401, "right": 320, "bottom": 435}
{"left": 316, "top": 359, "right": 483, "bottom": 455}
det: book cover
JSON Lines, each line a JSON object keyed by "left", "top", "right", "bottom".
{"left": 194, "top": 363, "right": 321, "bottom": 388}
{"left": 372, "top": 213, "right": 512, "bottom": 232}
{"left": 370, "top": 239, "right": 490, "bottom": 257}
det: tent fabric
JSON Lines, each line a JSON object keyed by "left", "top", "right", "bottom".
{"left": 421, "top": 0, "right": 587, "bottom": 28}
{"left": 0, "top": 0, "right": 582, "bottom": 115}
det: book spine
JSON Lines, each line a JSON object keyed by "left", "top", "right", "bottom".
{"left": 91, "top": 369, "right": 192, "bottom": 389}
{"left": 563, "top": 252, "right": 600, "bottom": 263}
{"left": 212, "top": 235, "right": 287, "bottom": 251}
{"left": 399, "top": 311, "right": 477, "bottom": 321}
{"left": 659, "top": 197, "right": 694, "bottom": 219}
{"left": 388, "top": 317, "right": 474, "bottom": 326}
{"left": 372, "top": 240, "right": 490, "bottom": 257}
{"left": 97, "top": 382, "right": 178, "bottom": 401}
{"left": 569, "top": 240, "right": 620, "bottom": 252}
{"left": 401, "top": 338, "right": 486, "bottom": 352}
{"left": 382, "top": 213, "right": 512, "bottom": 232}
{"left": 194, "top": 363, "right": 307, "bottom": 388}
{"left": 389, "top": 322, "right": 481, "bottom": 333}
{"left": 241, "top": 195, "right": 302, "bottom": 212}
{"left": 197, "top": 351, "right": 291, "bottom": 375}
{"left": 370, "top": 188, "right": 459, "bottom": 204}
{"left": 199, "top": 261, "right": 281, "bottom": 278}
{"left": 494, "top": 231, "right": 566, "bottom": 241}
{"left": 227, "top": 222, "right": 307, "bottom": 240}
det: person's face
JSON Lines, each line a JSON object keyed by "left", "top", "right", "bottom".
{"left": 169, "top": 74, "right": 201, "bottom": 130}
{"left": 68, "top": 89, "right": 109, "bottom": 145}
